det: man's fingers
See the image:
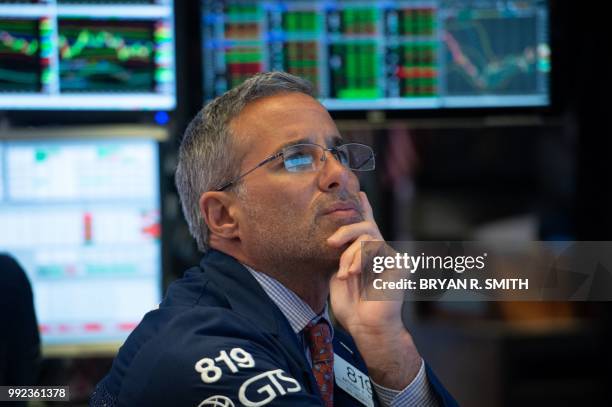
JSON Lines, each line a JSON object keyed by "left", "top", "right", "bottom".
{"left": 347, "top": 246, "right": 363, "bottom": 275}
{"left": 337, "top": 237, "right": 361, "bottom": 278}
{"left": 327, "top": 221, "right": 372, "bottom": 247}
{"left": 328, "top": 192, "right": 382, "bottom": 281}
{"left": 330, "top": 270, "right": 360, "bottom": 307}
{"left": 359, "top": 191, "right": 374, "bottom": 222}
{"left": 337, "top": 235, "right": 371, "bottom": 279}
{"left": 327, "top": 192, "right": 380, "bottom": 248}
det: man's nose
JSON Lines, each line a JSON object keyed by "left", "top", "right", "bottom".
{"left": 318, "top": 151, "right": 351, "bottom": 191}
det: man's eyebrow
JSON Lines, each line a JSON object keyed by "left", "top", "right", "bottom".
{"left": 271, "top": 137, "right": 311, "bottom": 155}
{"left": 271, "top": 135, "right": 343, "bottom": 154}
{"left": 329, "top": 136, "right": 343, "bottom": 147}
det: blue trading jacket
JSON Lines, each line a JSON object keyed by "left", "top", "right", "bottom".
{"left": 91, "top": 249, "right": 459, "bottom": 406}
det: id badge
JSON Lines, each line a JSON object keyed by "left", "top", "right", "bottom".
{"left": 334, "top": 353, "right": 374, "bottom": 407}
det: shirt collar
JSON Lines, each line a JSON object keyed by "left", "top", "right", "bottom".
{"left": 244, "top": 264, "right": 333, "bottom": 336}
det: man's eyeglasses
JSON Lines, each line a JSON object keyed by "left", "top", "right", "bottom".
{"left": 216, "top": 142, "right": 375, "bottom": 191}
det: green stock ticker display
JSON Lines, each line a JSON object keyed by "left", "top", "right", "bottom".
{"left": 202, "top": 0, "right": 551, "bottom": 110}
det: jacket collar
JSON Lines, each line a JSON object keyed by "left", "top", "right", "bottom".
{"left": 199, "top": 249, "right": 321, "bottom": 393}
{"left": 199, "top": 249, "right": 280, "bottom": 332}
{"left": 198, "top": 249, "right": 375, "bottom": 403}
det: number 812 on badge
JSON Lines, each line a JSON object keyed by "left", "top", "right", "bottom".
{"left": 346, "top": 366, "right": 372, "bottom": 395}
{"left": 334, "top": 354, "right": 374, "bottom": 407}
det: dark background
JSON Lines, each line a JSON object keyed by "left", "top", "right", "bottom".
{"left": 3, "top": 0, "right": 611, "bottom": 405}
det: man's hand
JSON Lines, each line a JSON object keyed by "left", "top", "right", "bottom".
{"left": 327, "top": 192, "right": 422, "bottom": 390}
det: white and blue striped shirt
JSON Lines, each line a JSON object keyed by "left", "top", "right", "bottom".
{"left": 245, "top": 265, "right": 438, "bottom": 407}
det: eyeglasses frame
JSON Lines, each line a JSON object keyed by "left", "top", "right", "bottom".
{"left": 215, "top": 142, "right": 375, "bottom": 191}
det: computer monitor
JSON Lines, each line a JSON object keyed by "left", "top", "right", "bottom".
{"left": 0, "top": 0, "right": 175, "bottom": 110}
{"left": 202, "top": 0, "right": 550, "bottom": 110}
{"left": 0, "top": 136, "right": 162, "bottom": 355}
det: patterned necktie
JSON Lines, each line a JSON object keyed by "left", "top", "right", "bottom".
{"left": 304, "top": 320, "right": 334, "bottom": 407}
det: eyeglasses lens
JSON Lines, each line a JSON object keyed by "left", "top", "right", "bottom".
{"left": 283, "top": 144, "right": 374, "bottom": 173}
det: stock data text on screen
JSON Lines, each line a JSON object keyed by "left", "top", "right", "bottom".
{"left": 0, "top": 137, "right": 162, "bottom": 351}
{"left": 0, "top": 0, "right": 175, "bottom": 110}
{"left": 202, "top": 0, "right": 550, "bottom": 110}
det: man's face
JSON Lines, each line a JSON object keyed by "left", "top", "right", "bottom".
{"left": 230, "top": 92, "right": 364, "bottom": 272}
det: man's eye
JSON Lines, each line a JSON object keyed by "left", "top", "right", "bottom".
{"left": 334, "top": 149, "right": 349, "bottom": 165}
{"left": 285, "top": 153, "right": 315, "bottom": 172}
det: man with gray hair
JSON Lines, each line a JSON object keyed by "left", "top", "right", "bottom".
{"left": 91, "top": 72, "right": 457, "bottom": 406}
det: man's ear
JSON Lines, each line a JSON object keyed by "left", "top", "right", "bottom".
{"left": 199, "top": 191, "right": 240, "bottom": 240}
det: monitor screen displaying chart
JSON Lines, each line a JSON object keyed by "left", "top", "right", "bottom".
{"left": 0, "top": 137, "right": 162, "bottom": 351}
{"left": 0, "top": 0, "right": 175, "bottom": 110}
{"left": 202, "top": 0, "right": 550, "bottom": 110}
